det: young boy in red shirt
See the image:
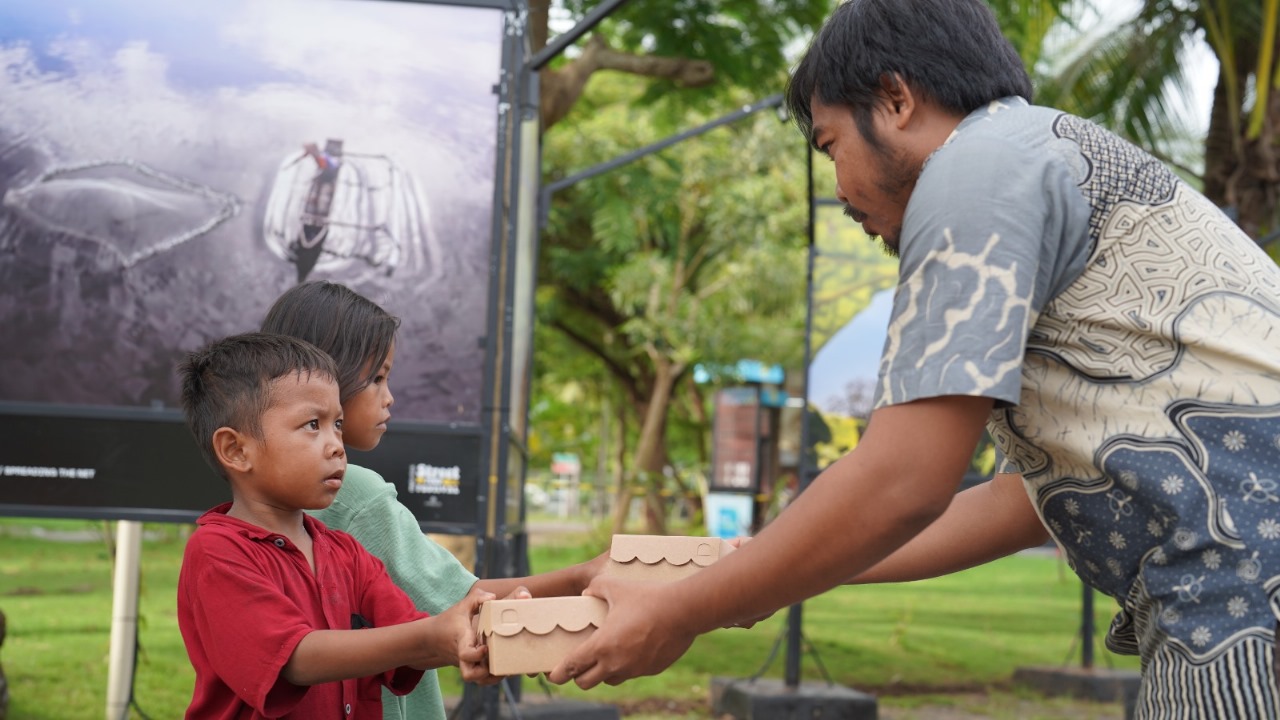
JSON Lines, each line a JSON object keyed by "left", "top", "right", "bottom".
{"left": 176, "top": 332, "right": 494, "bottom": 719}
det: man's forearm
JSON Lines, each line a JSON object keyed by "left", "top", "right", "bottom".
{"left": 670, "top": 395, "right": 996, "bottom": 634}
{"left": 851, "top": 472, "right": 1049, "bottom": 584}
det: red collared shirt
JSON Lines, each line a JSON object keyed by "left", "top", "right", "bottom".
{"left": 178, "top": 504, "right": 427, "bottom": 719}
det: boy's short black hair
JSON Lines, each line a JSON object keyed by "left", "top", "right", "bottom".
{"left": 179, "top": 332, "right": 338, "bottom": 479}
{"left": 260, "top": 281, "right": 400, "bottom": 404}
{"left": 786, "top": 0, "right": 1032, "bottom": 149}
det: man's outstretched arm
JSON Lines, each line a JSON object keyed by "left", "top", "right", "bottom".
{"left": 548, "top": 394, "right": 999, "bottom": 689}
{"left": 852, "top": 471, "right": 1049, "bottom": 584}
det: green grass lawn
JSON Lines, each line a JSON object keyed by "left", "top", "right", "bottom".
{"left": 0, "top": 519, "right": 1138, "bottom": 719}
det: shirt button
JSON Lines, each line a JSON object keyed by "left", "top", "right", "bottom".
{"left": 273, "top": 538, "right": 286, "bottom": 548}
{"left": 345, "top": 703, "right": 352, "bottom": 715}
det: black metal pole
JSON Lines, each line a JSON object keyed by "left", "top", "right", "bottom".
{"left": 538, "top": 94, "right": 785, "bottom": 227}
{"left": 785, "top": 604, "right": 804, "bottom": 688}
{"left": 753, "top": 382, "right": 764, "bottom": 533}
{"left": 1082, "top": 583, "right": 1095, "bottom": 669}
{"left": 527, "top": 0, "right": 634, "bottom": 71}
{"left": 784, "top": 139, "right": 818, "bottom": 691}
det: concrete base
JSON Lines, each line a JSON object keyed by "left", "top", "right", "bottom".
{"left": 1013, "top": 666, "right": 1141, "bottom": 703}
{"left": 494, "top": 700, "right": 619, "bottom": 719}
{"left": 711, "top": 677, "right": 878, "bottom": 720}
{"left": 446, "top": 694, "right": 620, "bottom": 720}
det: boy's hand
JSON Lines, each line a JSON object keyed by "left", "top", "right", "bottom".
{"left": 502, "top": 585, "right": 532, "bottom": 601}
{"left": 576, "top": 548, "right": 611, "bottom": 593}
{"left": 430, "top": 586, "right": 496, "bottom": 683}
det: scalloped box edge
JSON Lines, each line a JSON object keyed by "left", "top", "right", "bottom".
{"left": 478, "top": 595, "right": 609, "bottom": 676}
{"left": 604, "top": 534, "right": 735, "bottom": 582}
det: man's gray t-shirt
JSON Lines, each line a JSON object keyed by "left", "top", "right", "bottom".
{"left": 873, "top": 97, "right": 1280, "bottom": 666}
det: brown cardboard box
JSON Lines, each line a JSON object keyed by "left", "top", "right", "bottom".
{"left": 478, "top": 596, "right": 608, "bottom": 676}
{"left": 605, "top": 534, "right": 735, "bottom": 582}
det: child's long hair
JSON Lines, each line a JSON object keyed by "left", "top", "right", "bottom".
{"left": 260, "top": 282, "right": 400, "bottom": 403}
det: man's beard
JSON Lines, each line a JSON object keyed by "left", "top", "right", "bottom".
{"left": 841, "top": 203, "right": 899, "bottom": 258}
{"left": 873, "top": 146, "right": 919, "bottom": 258}
{"left": 842, "top": 142, "right": 919, "bottom": 259}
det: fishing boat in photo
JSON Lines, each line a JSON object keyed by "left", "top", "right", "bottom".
{"left": 1, "top": 158, "right": 240, "bottom": 268}
{"left": 262, "top": 138, "right": 428, "bottom": 283}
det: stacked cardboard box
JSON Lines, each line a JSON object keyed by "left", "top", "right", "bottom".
{"left": 605, "top": 534, "right": 735, "bottom": 581}
{"left": 478, "top": 534, "right": 734, "bottom": 674}
{"left": 478, "top": 596, "right": 608, "bottom": 676}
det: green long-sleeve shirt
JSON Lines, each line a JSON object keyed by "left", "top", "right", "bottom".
{"left": 309, "top": 463, "right": 478, "bottom": 720}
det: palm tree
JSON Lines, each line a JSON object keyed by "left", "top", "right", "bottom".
{"left": 1034, "top": 0, "right": 1280, "bottom": 244}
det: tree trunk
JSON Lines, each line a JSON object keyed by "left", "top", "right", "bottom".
{"left": 686, "top": 374, "right": 710, "bottom": 468}
{"left": 1203, "top": 34, "right": 1280, "bottom": 240}
{"left": 612, "top": 358, "right": 681, "bottom": 534}
{"left": 1202, "top": 65, "right": 1238, "bottom": 208}
{"left": 1231, "top": 80, "right": 1280, "bottom": 239}
{"left": 609, "top": 396, "right": 630, "bottom": 532}
{"left": 528, "top": 0, "right": 549, "bottom": 53}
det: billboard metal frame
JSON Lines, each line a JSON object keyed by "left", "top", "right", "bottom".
{"left": 0, "top": 0, "right": 530, "bottom": 544}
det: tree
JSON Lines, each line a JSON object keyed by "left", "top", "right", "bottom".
{"left": 531, "top": 0, "right": 829, "bottom": 129}
{"left": 529, "top": 5, "right": 827, "bottom": 533}
{"left": 1036, "top": 0, "right": 1280, "bottom": 243}
{"left": 540, "top": 80, "right": 808, "bottom": 533}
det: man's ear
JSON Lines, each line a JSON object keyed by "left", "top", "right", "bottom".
{"left": 212, "top": 427, "right": 253, "bottom": 474}
{"left": 878, "top": 72, "right": 916, "bottom": 129}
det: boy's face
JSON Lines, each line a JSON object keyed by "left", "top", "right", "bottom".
{"left": 342, "top": 342, "right": 396, "bottom": 452}
{"left": 237, "top": 372, "right": 347, "bottom": 512}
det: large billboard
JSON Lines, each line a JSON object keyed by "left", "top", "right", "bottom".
{"left": 0, "top": 0, "right": 518, "bottom": 525}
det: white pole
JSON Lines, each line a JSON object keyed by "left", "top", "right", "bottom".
{"left": 105, "top": 520, "right": 143, "bottom": 720}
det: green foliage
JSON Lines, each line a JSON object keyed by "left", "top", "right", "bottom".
{"left": 985, "top": 0, "right": 1080, "bottom": 78}
{"left": 808, "top": 200, "right": 901, "bottom": 352}
{"left": 556, "top": 0, "right": 829, "bottom": 122}
{"left": 813, "top": 411, "right": 864, "bottom": 468}
{"left": 0, "top": 521, "right": 193, "bottom": 720}
{"left": 539, "top": 77, "right": 811, "bottom": 475}
{"left": 1033, "top": 0, "right": 1206, "bottom": 170}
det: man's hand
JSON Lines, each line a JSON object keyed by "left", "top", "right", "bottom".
{"left": 546, "top": 575, "right": 697, "bottom": 689}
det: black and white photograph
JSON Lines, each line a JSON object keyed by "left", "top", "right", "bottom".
{"left": 0, "top": 0, "right": 505, "bottom": 424}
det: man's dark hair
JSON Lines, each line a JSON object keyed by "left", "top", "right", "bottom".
{"left": 179, "top": 332, "right": 338, "bottom": 479}
{"left": 785, "top": 0, "right": 1032, "bottom": 149}
{"left": 260, "top": 281, "right": 400, "bottom": 404}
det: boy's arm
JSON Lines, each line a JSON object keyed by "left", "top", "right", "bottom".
{"left": 283, "top": 619, "right": 450, "bottom": 686}
{"left": 315, "top": 466, "right": 477, "bottom": 615}
{"left": 850, "top": 472, "right": 1048, "bottom": 584}
{"left": 282, "top": 586, "right": 494, "bottom": 686}
{"left": 475, "top": 550, "right": 609, "bottom": 599}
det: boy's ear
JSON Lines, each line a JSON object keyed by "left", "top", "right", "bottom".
{"left": 212, "top": 427, "right": 253, "bottom": 474}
